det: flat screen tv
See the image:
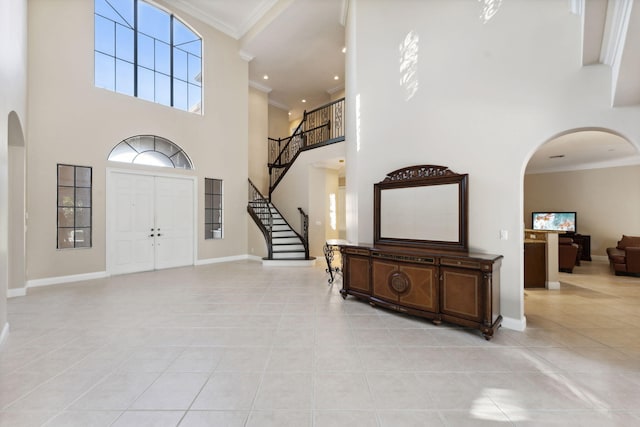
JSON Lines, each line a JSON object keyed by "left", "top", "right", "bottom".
{"left": 532, "top": 212, "right": 576, "bottom": 233}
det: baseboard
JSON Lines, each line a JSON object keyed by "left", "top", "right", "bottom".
{"left": 591, "top": 255, "right": 608, "bottom": 262}
{"left": 547, "top": 281, "right": 561, "bottom": 290}
{"left": 195, "top": 254, "right": 257, "bottom": 265}
{"left": 7, "top": 287, "right": 27, "bottom": 298}
{"left": 0, "top": 322, "right": 9, "bottom": 348}
{"left": 501, "top": 315, "right": 526, "bottom": 331}
{"left": 262, "top": 259, "right": 316, "bottom": 267}
{"left": 27, "top": 271, "right": 108, "bottom": 289}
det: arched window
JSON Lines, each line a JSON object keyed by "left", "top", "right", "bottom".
{"left": 108, "top": 135, "right": 194, "bottom": 169}
{"left": 94, "top": 0, "right": 202, "bottom": 113}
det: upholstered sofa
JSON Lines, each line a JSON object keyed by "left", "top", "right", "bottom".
{"left": 606, "top": 235, "right": 640, "bottom": 276}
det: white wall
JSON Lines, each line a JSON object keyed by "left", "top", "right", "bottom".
{"left": 249, "top": 87, "right": 269, "bottom": 195}
{"left": 525, "top": 165, "right": 640, "bottom": 257}
{"left": 1, "top": 0, "right": 28, "bottom": 339}
{"left": 346, "top": 0, "right": 640, "bottom": 329}
{"left": 271, "top": 142, "right": 346, "bottom": 257}
{"left": 26, "top": 0, "right": 249, "bottom": 281}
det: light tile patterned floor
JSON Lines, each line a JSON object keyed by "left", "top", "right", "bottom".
{"left": 1, "top": 259, "right": 639, "bottom": 426}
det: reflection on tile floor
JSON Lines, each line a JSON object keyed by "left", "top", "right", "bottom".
{"left": 1, "top": 259, "right": 639, "bottom": 426}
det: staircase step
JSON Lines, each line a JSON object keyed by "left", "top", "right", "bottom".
{"left": 272, "top": 237, "right": 302, "bottom": 244}
{"left": 273, "top": 246, "right": 305, "bottom": 252}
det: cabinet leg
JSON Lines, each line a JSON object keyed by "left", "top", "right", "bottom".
{"left": 432, "top": 319, "right": 442, "bottom": 326}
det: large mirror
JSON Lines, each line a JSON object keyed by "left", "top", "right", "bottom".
{"left": 374, "top": 165, "right": 468, "bottom": 252}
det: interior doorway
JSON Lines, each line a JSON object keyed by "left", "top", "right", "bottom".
{"left": 523, "top": 128, "right": 639, "bottom": 287}
{"left": 107, "top": 170, "right": 195, "bottom": 275}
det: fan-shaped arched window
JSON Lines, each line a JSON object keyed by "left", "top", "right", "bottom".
{"left": 108, "top": 135, "right": 194, "bottom": 169}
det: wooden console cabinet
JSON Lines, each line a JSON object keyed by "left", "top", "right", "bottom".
{"left": 340, "top": 244, "right": 502, "bottom": 340}
{"left": 345, "top": 164, "right": 504, "bottom": 339}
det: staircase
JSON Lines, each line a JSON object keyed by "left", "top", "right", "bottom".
{"left": 248, "top": 179, "right": 314, "bottom": 265}
{"left": 248, "top": 98, "right": 345, "bottom": 264}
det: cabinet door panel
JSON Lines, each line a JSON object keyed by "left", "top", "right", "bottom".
{"left": 399, "top": 264, "right": 437, "bottom": 312}
{"left": 440, "top": 267, "right": 483, "bottom": 322}
{"left": 346, "top": 255, "right": 371, "bottom": 294}
{"left": 372, "top": 259, "right": 399, "bottom": 302}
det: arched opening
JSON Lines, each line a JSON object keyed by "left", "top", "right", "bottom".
{"left": 7, "top": 111, "right": 26, "bottom": 297}
{"left": 522, "top": 128, "right": 640, "bottom": 324}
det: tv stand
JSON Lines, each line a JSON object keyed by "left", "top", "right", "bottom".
{"left": 566, "top": 233, "right": 591, "bottom": 262}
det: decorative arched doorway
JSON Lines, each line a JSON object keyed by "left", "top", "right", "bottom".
{"left": 106, "top": 135, "right": 196, "bottom": 275}
{"left": 523, "top": 128, "right": 639, "bottom": 288}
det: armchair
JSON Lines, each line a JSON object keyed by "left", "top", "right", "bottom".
{"left": 558, "top": 237, "right": 579, "bottom": 273}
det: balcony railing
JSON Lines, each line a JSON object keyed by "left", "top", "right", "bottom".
{"left": 268, "top": 98, "right": 344, "bottom": 197}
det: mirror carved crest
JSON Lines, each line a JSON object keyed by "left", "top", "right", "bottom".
{"left": 374, "top": 165, "right": 469, "bottom": 252}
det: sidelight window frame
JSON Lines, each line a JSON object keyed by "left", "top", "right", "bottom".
{"left": 57, "top": 164, "right": 93, "bottom": 249}
{"left": 204, "top": 178, "right": 223, "bottom": 240}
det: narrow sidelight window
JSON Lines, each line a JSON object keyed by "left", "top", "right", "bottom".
{"left": 57, "top": 164, "right": 92, "bottom": 249}
{"left": 204, "top": 178, "right": 223, "bottom": 239}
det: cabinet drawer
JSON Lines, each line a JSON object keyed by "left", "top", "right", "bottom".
{"left": 372, "top": 251, "right": 435, "bottom": 265}
{"left": 440, "top": 258, "right": 482, "bottom": 270}
{"left": 344, "top": 248, "right": 370, "bottom": 256}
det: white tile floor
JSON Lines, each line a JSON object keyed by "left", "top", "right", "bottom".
{"left": 1, "top": 259, "right": 639, "bottom": 426}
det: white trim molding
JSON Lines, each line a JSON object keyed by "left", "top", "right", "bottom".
{"left": 195, "top": 254, "right": 256, "bottom": 265}
{"left": 547, "top": 281, "right": 561, "bottom": 290}
{"left": 27, "top": 271, "right": 108, "bottom": 289}
{"left": 263, "top": 259, "right": 316, "bottom": 267}
{"left": 501, "top": 315, "right": 527, "bottom": 331}
{"left": 7, "top": 287, "right": 27, "bottom": 298}
{"left": 0, "top": 323, "right": 9, "bottom": 348}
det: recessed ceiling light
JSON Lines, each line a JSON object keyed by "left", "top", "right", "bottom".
{"left": 263, "top": 75, "right": 269, "bottom": 80}
{"left": 334, "top": 75, "right": 339, "bottom": 80}
{"left": 342, "top": 46, "right": 346, "bottom": 53}
{"left": 549, "top": 155, "right": 565, "bottom": 159}
{"left": 302, "top": 99, "right": 306, "bottom": 103}
{"left": 288, "top": 112, "right": 291, "bottom": 115}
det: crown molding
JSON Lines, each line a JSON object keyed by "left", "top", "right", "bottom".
{"left": 239, "top": 50, "right": 255, "bottom": 62}
{"left": 249, "top": 80, "right": 272, "bottom": 93}
{"left": 268, "top": 99, "right": 290, "bottom": 111}
{"left": 327, "top": 84, "right": 345, "bottom": 95}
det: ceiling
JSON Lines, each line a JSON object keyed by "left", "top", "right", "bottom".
{"left": 164, "top": 0, "right": 345, "bottom": 120}
{"left": 162, "top": 0, "right": 640, "bottom": 174}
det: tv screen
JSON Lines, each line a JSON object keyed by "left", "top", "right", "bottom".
{"left": 532, "top": 212, "right": 576, "bottom": 232}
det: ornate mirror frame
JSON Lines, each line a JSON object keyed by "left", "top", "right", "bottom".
{"left": 374, "top": 165, "right": 469, "bottom": 252}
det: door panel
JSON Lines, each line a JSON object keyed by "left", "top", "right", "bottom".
{"left": 399, "top": 264, "right": 437, "bottom": 312}
{"left": 111, "top": 173, "right": 155, "bottom": 274}
{"left": 155, "top": 176, "right": 194, "bottom": 269}
{"left": 109, "top": 172, "right": 194, "bottom": 274}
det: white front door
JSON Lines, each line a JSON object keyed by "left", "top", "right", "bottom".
{"left": 108, "top": 171, "right": 195, "bottom": 275}
{"left": 154, "top": 176, "right": 194, "bottom": 269}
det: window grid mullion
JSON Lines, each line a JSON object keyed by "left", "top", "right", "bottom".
{"left": 133, "top": 0, "right": 138, "bottom": 97}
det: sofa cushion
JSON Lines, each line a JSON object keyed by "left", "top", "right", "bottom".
{"left": 607, "top": 247, "right": 625, "bottom": 263}
{"left": 617, "top": 235, "right": 640, "bottom": 250}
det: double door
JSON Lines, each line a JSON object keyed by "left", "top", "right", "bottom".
{"left": 108, "top": 171, "right": 195, "bottom": 275}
